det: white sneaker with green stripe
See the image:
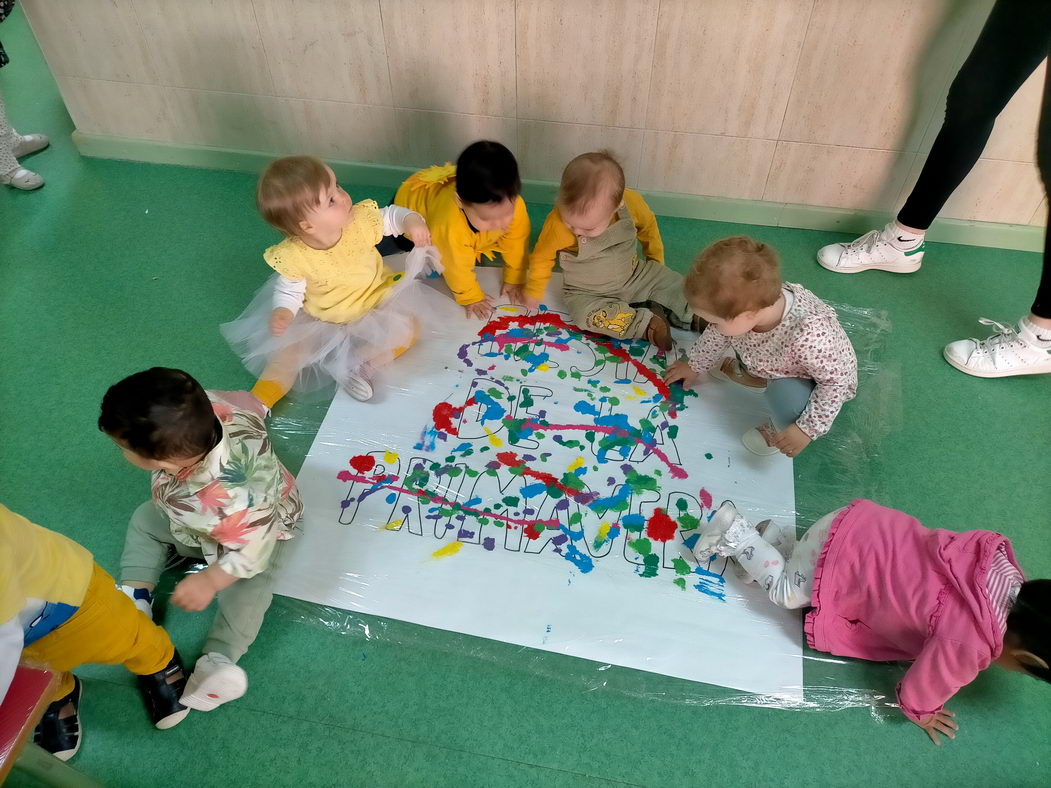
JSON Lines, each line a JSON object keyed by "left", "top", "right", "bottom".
{"left": 817, "top": 224, "right": 925, "bottom": 274}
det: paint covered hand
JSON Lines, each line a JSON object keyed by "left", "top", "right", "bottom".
{"left": 663, "top": 360, "right": 700, "bottom": 388}
{"left": 769, "top": 424, "right": 811, "bottom": 457}
{"left": 917, "top": 709, "right": 958, "bottom": 745}
{"left": 464, "top": 295, "right": 495, "bottom": 320}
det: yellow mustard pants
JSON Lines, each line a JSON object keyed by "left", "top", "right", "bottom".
{"left": 21, "top": 563, "right": 174, "bottom": 701}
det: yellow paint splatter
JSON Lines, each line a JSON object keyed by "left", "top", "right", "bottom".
{"left": 632, "top": 385, "right": 647, "bottom": 397}
{"left": 596, "top": 522, "right": 612, "bottom": 544}
{"left": 384, "top": 450, "right": 399, "bottom": 464}
{"left": 483, "top": 426, "right": 503, "bottom": 447}
{"left": 567, "top": 456, "right": 585, "bottom": 472}
{"left": 431, "top": 541, "right": 464, "bottom": 559}
{"left": 499, "top": 305, "right": 518, "bottom": 312}
{"left": 383, "top": 519, "right": 403, "bottom": 530}
{"left": 537, "top": 363, "right": 549, "bottom": 372}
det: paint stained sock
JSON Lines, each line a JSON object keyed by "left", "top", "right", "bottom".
{"left": 250, "top": 379, "right": 287, "bottom": 409}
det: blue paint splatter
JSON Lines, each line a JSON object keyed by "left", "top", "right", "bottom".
{"left": 520, "top": 482, "right": 548, "bottom": 498}
{"left": 472, "top": 390, "right": 506, "bottom": 421}
{"left": 482, "top": 537, "right": 496, "bottom": 551}
{"left": 693, "top": 566, "right": 727, "bottom": 601}
{"left": 385, "top": 493, "right": 396, "bottom": 504}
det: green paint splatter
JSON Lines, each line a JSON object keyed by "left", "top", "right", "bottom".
{"left": 667, "top": 425, "right": 679, "bottom": 439}
{"left": 677, "top": 513, "right": 700, "bottom": 531}
{"left": 519, "top": 389, "right": 534, "bottom": 409}
{"left": 629, "top": 538, "right": 652, "bottom": 555}
{"left": 672, "top": 557, "right": 693, "bottom": 576}
{"left": 674, "top": 577, "right": 687, "bottom": 590}
{"left": 675, "top": 498, "right": 688, "bottom": 511}
{"left": 502, "top": 496, "right": 520, "bottom": 507}
{"left": 704, "top": 452, "right": 713, "bottom": 460}
{"left": 641, "top": 553, "right": 660, "bottom": 578}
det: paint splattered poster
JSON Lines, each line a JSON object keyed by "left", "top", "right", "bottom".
{"left": 275, "top": 268, "right": 803, "bottom": 699}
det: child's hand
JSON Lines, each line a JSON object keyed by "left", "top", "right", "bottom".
{"left": 405, "top": 214, "right": 431, "bottom": 247}
{"left": 464, "top": 295, "right": 495, "bottom": 321}
{"left": 500, "top": 282, "right": 524, "bottom": 305}
{"left": 917, "top": 710, "right": 958, "bottom": 745}
{"left": 269, "top": 307, "right": 294, "bottom": 337}
{"left": 664, "top": 360, "right": 700, "bottom": 388}
{"left": 769, "top": 424, "right": 812, "bottom": 458}
{"left": 171, "top": 572, "right": 220, "bottom": 611}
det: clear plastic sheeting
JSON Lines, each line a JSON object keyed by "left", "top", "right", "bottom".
{"left": 264, "top": 264, "right": 901, "bottom": 715}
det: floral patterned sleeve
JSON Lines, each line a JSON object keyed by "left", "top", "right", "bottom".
{"left": 793, "top": 315, "right": 858, "bottom": 439}
{"left": 686, "top": 327, "right": 732, "bottom": 374}
{"left": 211, "top": 498, "right": 281, "bottom": 580}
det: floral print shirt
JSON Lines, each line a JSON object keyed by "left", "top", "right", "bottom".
{"left": 686, "top": 283, "right": 858, "bottom": 439}
{"left": 151, "top": 391, "right": 303, "bottom": 579}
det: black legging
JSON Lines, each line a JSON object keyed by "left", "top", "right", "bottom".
{"left": 896, "top": 0, "right": 1051, "bottom": 318}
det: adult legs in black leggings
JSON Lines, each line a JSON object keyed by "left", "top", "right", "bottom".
{"left": 897, "top": 0, "right": 1051, "bottom": 233}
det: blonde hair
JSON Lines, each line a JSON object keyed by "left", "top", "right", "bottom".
{"left": 557, "top": 151, "right": 625, "bottom": 214}
{"left": 256, "top": 156, "right": 331, "bottom": 236}
{"left": 685, "top": 236, "right": 782, "bottom": 319}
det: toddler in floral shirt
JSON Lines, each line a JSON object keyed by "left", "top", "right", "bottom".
{"left": 665, "top": 236, "right": 857, "bottom": 457}
{"left": 99, "top": 367, "right": 303, "bottom": 712}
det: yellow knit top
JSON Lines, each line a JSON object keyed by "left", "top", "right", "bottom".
{"left": 263, "top": 199, "right": 398, "bottom": 324}
{"left": 395, "top": 165, "right": 530, "bottom": 305}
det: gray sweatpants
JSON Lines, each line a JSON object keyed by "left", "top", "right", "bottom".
{"left": 120, "top": 501, "right": 283, "bottom": 662}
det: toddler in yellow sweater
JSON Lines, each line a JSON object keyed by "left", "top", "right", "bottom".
{"left": 395, "top": 141, "right": 531, "bottom": 320}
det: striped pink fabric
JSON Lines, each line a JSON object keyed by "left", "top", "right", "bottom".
{"left": 986, "top": 544, "right": 1024, "bottom": 633}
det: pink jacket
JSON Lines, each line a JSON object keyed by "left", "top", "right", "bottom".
{"left": 805, "top": 499, "right": 1021, "bottom": 722}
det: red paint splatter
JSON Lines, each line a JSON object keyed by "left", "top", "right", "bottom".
{"left": 699, "top": 488, "right": 713, "bottom": 509}
{"left": 480, "top": 313, "right": 676, "bottom": 413}
{"left": 494, "top": 450, "right": 580, "bottom": 496}
{"left": 349, "top": 455, "right": 376, "bottom": 474}
{"left": 645, "top": 508, "right": 678, "bottom": 542}
{"left": 432, "top": 397, "right": 476, "bottom": 435}
{"left": 338, "top": 470, "right": 558, "bottom": 535}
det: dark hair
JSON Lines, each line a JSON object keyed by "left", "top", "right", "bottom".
{"left": 1006, "top": 579, "right": 1051, "bottom": 683}
{"left": 98, "top": 368, "right": 219, "bottom": 460}
{"left": 455, "top": 140, "right": 520, "bottom": 205}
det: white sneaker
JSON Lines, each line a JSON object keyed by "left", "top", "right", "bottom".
{"left": 342, "top": 364, "right": 375, "bottom": 401}
{"left": 13, "top": 132, "right": 50, "bottom": 158}
{"left": 742, "top": 423, "right": 779, "bottom": 456}
{"left": 180, "top": 653, "right": 248, "bottom": 711}
{"left": 817, "top": 226, "right": 924, "bottom": 274}
{"left": 943, "top": 317, "right": 1051, "bottom": 378}
{"left": 1, "top": 166, "right": 43, "bottom": 190}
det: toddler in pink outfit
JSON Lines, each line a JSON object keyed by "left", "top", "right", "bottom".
{"left": 692, "top": 498, "right": 1050, "bottom": 745}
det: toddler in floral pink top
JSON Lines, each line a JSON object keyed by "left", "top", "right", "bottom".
{"left": 665, "top": 236, "right": 857, "bottom": 457}
{"left": 99, "top": 367, "right": 303, "bottom": 713}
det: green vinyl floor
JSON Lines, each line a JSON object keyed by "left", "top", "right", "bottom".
{"left": 1, "top": 7, "right": 1049, "bottom": 787}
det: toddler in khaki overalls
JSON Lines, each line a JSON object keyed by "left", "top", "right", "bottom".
{"left": 524, "top": 152, "right": 703, "bottom": 350}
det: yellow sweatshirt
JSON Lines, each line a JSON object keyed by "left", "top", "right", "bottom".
{"left": 395, "top": 165, "right": 531, "bottom": 305}
{"left": 525, "top": 189, "right": 664, "bottom": 301}
{"left": 0, "top": 504, "right": 93, "bottom": 625}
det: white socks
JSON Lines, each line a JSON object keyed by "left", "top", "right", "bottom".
{"left": 880, "top": 221, "right": 925, "bottom": 251}
{"left": 1019, "top": 316, "right": 1051, "bottom": 348}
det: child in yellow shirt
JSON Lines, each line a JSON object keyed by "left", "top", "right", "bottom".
{"left": 525, "top": 152, "right": 701, "bottom": 350}
{"left": 395, "top": 141, "right": 531, "bottom": 320}
{"left": 222, "top": 156, "right": 440, "bottom": 406}
{"left": 2, "top": 504, "right": 188, "bottom": 761}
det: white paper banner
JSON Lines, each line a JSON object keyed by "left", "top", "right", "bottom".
{"left": 275, "top": 267, "right": 803, "bottom": 698}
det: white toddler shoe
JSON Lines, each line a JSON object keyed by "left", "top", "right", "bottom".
{"left": 180, "top": 653, "right": 248, "bottom": 711}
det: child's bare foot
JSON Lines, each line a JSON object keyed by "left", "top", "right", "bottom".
{"left": 645, "top": 314, "right": 672, "bottom": 351}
